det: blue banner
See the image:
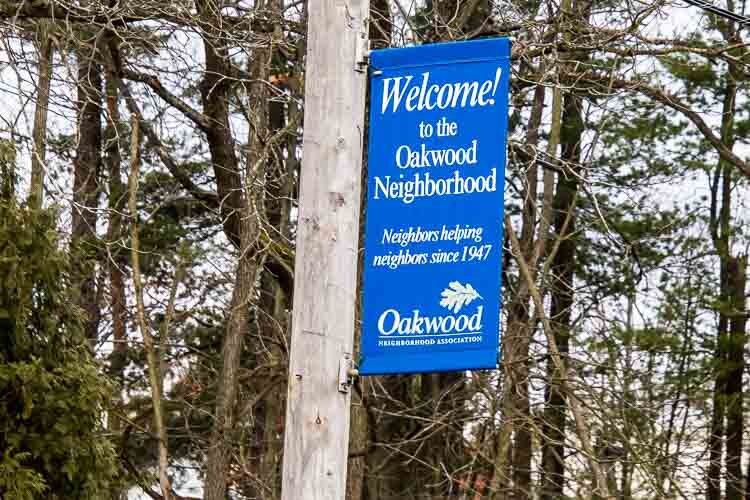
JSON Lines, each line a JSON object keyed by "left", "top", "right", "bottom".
{"left": 360, "top": 38, "right": 511, "bottom": 375}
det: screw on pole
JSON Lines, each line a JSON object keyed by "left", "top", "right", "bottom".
{"left": 338, "top": 355, "right": 359, "bottom": 393}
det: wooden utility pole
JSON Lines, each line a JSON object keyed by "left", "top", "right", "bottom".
{"left": 281, "top": 1, "right": 370, "bottom": 499}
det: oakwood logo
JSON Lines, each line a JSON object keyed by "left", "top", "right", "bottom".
{"left": 377, "top": 281, "right": 483, "bottom": 336}
{"left": 439, "top": 281, "right": 482, "bottom": 313}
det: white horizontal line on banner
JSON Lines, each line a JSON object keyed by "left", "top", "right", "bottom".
{"left": 378, "top": 332, "right": 483, "bottom": 339}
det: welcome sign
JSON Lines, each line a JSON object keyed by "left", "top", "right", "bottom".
{"left": 360, "top": 38, "right": 511, "bottom": 375}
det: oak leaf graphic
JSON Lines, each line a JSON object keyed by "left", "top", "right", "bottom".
{"left": 439, "top": 281, "right": 482, "bottom": 314}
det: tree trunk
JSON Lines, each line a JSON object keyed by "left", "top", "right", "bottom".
{"left": 707, "top": 275, "right": 727, "bottom": 500}
{"left": 104, "top": 55, "right": 127, "bottom": 386}
{"left": 195, "top": 2, "right": 262, "bottom": 498}
{"left": 104, "top": 54, "right": 129, "bottom": 500}
{"left": 489, "top": 81, "right": 544, "bottom": 500}
{"left": 0, "top": 139, "right": 15, "bottom": 200}
{"left": 540, "top": 90, "right": 583, "bottom": 500}
{"left": 204, "top": 212, "right": 259, "bottom": 500}
{"left": 720, "top": 26, "right": 745, "bottom": 500}
{"left": 254, "top": 20, "right": 291, "bottom": 494}
{"left": 72, "top": 36, "right": 103, "bottom": 344}
{"left": 128, "top": 117, "right": 174, "bottom": 500}
{"left": 29, "top": 25, "right": 52, "bottom": 209}
{"left": 724, "top": 256, "right": 746, "bottom": 500}
{"left": 509, "top": 307, "right": 532, "bottom": 500}
{"left": 196, "top": 0, "right": 243, "bottom": 247}
{"left": 707, "top": 25, "right": 742, "bottom": 498}
{"left": 507, "top": 215, "right": 612, "bottom": 499}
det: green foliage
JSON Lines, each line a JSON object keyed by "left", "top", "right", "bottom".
{"left": 661, "top": 54, "right": 717, "bottom": 93}
{"left": 0, "top": 139, "right": 15, "bottom": 199}
{"left": 0, "top": 451, "right": 46, "bottom": 500}
{"left": 0, "top": 201, "right": 120, "bottom": 499}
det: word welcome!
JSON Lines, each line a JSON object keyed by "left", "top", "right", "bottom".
{"left": 380, "top": 68, "right": 504, "bottom": 114}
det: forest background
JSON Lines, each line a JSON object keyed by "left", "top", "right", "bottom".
{"left": 1, "top": 0, "right": 749, "bottom": 499}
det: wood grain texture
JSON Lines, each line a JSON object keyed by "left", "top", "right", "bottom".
{"left": 281, "top": 0, "right": 370, "bottom": 499}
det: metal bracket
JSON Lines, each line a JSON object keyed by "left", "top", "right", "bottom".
{"left": 354, "top": 19, "right": 370, "bottom": 72}
{"left": 338, "top": 355, "right": 358, "bottom": 393}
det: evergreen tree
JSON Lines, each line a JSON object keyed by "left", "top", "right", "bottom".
{"left": 0, "top": 199, "right": 120, "bottom": 499}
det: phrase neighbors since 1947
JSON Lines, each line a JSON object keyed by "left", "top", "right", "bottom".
{"left": 369, "top": 113, "right": 494, "bottom": 271}
{"left": 372, "top": 223, "right": 492, "bottom": 271}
